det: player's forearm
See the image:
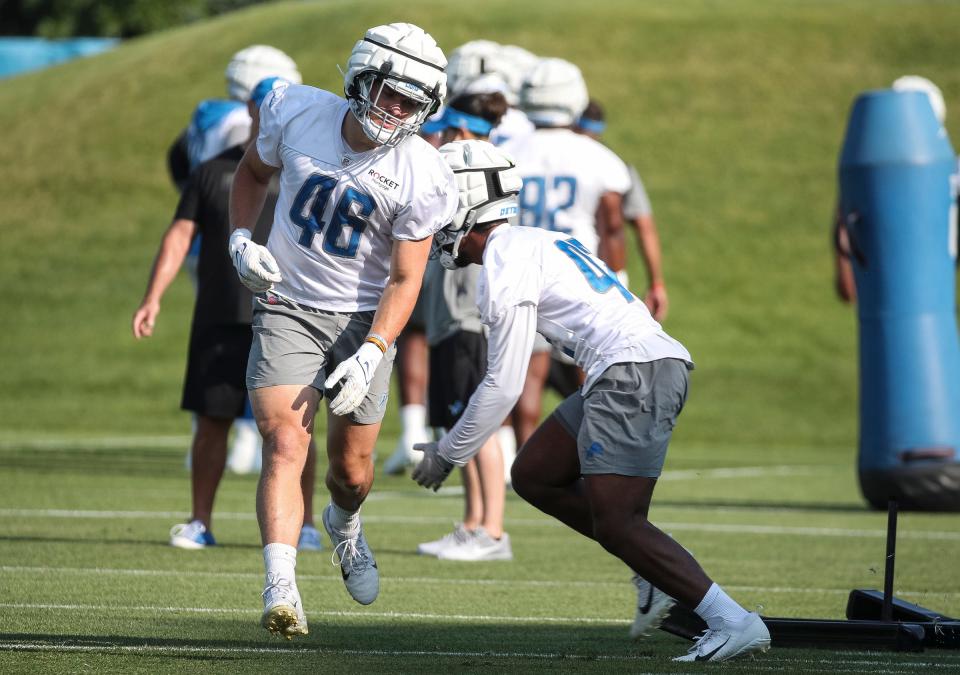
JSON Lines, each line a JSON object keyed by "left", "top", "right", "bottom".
{"left": 438, "top": 378, "right": 521, "bottom": 464}
{"left": 438, "top": 304, "right": 537, "bottom": 463}
{"left": 369, "top": 272, "right": 423, "bottom": 346}
{"left": 633, "top": 214, "right": 665, "bottom": 287}
{"left": 141, "top": 220, "right": 194, "bottom": 304}
{"left": 229, "top": 156, "right": 270, "bottom": 233}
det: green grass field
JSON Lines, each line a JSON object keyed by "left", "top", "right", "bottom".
{"left": 2, "top": 437, "right": 960, "bottom": 673}
{"left": 2, "top": 0, "right": 960, "bottom": 671}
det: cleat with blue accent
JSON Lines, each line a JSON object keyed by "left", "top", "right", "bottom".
{"left": 322, "top": 505, "right": 379, "bottom": 605}
{"left": 169, "top": 520, "right": 216, "bottom": 549}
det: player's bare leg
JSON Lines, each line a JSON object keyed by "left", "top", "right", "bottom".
{"left": 251, "top": 384, "right": 318, "bottom": 639}
{"left": 384, "top": 328, "right": 430, "bottom": 474}
{"left": 322, "top": 412, "right": 381, "bottom": 605}
{"left": 297, "top": 439, "right": 322, "bottom": 551}
{"left": 511, "top": 351, "right": 551, "bottom": 447}
{"left": 189, "top": 414, "right": 232, "bottom": 529}
{"left": 513, "top": 417, "right": 768, "bottom": 659}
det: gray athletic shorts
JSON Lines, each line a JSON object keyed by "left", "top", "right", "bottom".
{"left": 246, "top": 293, "right": 397, "bottom": 424}
{"left": 552, "top": 359, "right": 690, "bottom": 478}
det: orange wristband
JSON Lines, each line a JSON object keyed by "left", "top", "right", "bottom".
{"left": 365, "top": 334, "right": 388, "bottom": 354}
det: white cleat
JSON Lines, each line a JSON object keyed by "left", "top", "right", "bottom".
{"left": 322, "top": 505, "right": 380, "bottom": 605}
{"left": 169, "top": 520, "right": 216, "bottom": 549}
{"left": 260, "top": 575, "right": 308, "bottom": 640}
{"left": 383, "top": 428, "right": 430, "bottom": 475}
{"left": 629, "top": 574, "right": 676, "bottom": 638}
{"left": 417, "top": 523, "right": 474, "bottom": 557}
{"left": 673, "top": 612, "right": 771, "bottom": 662}
{"left": 227, "top": 418, "right": 262, "bottom": 474}
{"left": 437, "top": 528, "right": 513, "bottom": 562}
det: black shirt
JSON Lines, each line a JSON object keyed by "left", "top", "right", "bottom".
{"left": 174, "top": 145, "right": 279, "bottom": 326}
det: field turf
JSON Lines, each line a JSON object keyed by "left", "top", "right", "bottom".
{"left": 2, "top": 0, "right": 960, "bottom": 671}
{"left": 1, "top": 435, "right": 959, "bottom": 673}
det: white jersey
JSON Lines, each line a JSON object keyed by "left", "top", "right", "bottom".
{"left": 438, "top": 224, "right": 691, "bottom": 462}
{"left": 257, "top": 84, "right": 458, "bottom": 312}
{"left": 504, "top": 128, "right": 630, "bottom": 254}
{"left": 489, "top": 107, "right": 534, "bottom": 147}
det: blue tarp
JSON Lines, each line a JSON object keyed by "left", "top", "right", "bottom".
{"left": 0, "top": 37, "right": 119, "bottom": 79}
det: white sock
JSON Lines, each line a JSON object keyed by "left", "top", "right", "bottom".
{"left": 694, "top": 583, "right": 750, "bottom": 629}
{"left": 263, "top": 543, "right": 297, "bottom": 581}
{"left": 400, "top": 404, "right": 426, "bottom": 435}
{"left": 327, "top": 501, "right": 360, "bottom": 534}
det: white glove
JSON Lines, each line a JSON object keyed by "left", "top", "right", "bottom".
{"left": 411, "top": 441, "right": 456, "bottom": 491}
{"left": 324, "top": 342, "right": 384, "bottom": 417}
{"left": 229, "top": 228, "right": 282, "bottom": 293}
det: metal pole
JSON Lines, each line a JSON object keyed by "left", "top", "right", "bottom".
{"left": 882, "top": 497, "right": 898, "bottom": 621}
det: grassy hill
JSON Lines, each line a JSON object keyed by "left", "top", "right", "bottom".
{"left": 1, "top": 0, "right": 956, "bottom": 458}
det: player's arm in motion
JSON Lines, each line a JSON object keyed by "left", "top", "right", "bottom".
{"left": 227, "top": 144, "right": 282, "bottom": 292}
{"left": 595, "top": 191, "right": 627, "bottom": 277}
{"left": 132, "top": 217, "right": 198, "bottom": 338}
{"left": 414, "top": 302, "right": 537, "bottom": 487}
{"left": 324, "top": 235, "right": 434, "bottom": 416}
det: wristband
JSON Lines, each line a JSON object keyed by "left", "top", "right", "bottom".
{"left": 364, "top": 333, "right": 388, "bottom": 355}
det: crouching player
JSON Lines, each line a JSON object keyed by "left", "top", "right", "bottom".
{"left": 412, "top": 139, "right": 771, "bottom": 663}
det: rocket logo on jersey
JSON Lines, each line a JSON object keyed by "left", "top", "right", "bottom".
{"left": 365, "top": 169, "right": 401, "bottom": 192}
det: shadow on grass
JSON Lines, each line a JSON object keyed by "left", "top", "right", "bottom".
{"left": 654, "top": 498, "right": 870, "bottom": 514}
{"left": 0, "top": 621, "right": 671, "bottom": 673}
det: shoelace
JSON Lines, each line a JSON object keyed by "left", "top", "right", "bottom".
{"left": 331, "top": 532, "right": 370, "bottom": 573}
{"left": 261, "top": 576, "right": 296, "bottom": 601}
{"left": 689, "top": 628, "right": 721, "bottom": 655}
{"left": 169, "top": 522, "right": 202, "bottom": 539}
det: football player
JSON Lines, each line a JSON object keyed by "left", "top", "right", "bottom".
{"left": 413, "top": 139, "right": 771, "bottom": 663}
{"left": 228, "top": 23, "right": 457, "bottom": 639}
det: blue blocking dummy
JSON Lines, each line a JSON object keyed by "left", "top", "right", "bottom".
{"left": 839, "top": 89, "right": 960, "bottom": 510}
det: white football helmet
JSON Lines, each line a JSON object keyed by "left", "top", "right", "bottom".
{"left": 445, "top": 40, "right": 504, "bottom": 98}
{"left": 892, "top": 75, "right": 946, "bottom": 124}
{"left": 520, "top": 57, "right": 589, "bottom": 128}
{"left": 433, "top": 140, "right": 522, "bottom": 269}
{"left": 225, "top": 45, "right": 302, "bottom": 101}
{"left": 496, "top": 45, "right": 539, "bottom": 105}
{"left": 343, "top": 23, "right": 447, "bottom": 147}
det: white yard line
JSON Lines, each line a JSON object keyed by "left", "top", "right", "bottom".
{"left": 0, "top": 602, "right": 625, "bottom": 625}
{"left": 2, "top": 507, "right": 957, "bottom": 541}
{"left": 2, "top": 565, "right": 959, "bottom": 599}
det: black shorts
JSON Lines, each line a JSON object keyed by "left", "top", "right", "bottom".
{"left": 428, "top": 331, "right": 487, "bottom": 429}
{"left": 181, "top": 323, "right": 252, "bottom": 419}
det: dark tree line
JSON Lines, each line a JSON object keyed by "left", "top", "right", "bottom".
{"left": 0, "top": 0, "right": 273, "bottom": 38}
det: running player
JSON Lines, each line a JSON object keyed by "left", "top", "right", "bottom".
{"left": 227, "top": 23, "right": 457, "bottom": 639}
{"left": 413, "top": 139, "right": 771, "bottom": 663}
